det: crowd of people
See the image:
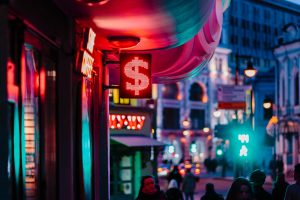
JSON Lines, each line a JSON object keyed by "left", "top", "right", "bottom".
{"left": 135, "top": 163, "right": 300, "bottom": 200}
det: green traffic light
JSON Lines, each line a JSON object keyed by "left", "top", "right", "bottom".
{"left": 217, "top": 149, "right": 223, "bottom": 156}
{"left": 239, "top": 145, "right": 248, "bottom": 157}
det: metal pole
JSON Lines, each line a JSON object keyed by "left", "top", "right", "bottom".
{"left": 234, "top": 54, "right": 239, "bottom": 178}
{"left": 235, "top": 54, "right": 239, "bottom": 85}
{"left": 99, "top": 55, "right": 110, "bottom": 200}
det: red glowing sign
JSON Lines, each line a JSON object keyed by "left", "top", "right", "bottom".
{"left": 109, "top": 114, "right": 146, "bottom": 130}
{"left": 79, "top": 50, "right": 94, "bottom": 78}
{"left": 78, "top": 28, "right": 96, "bottom": 77}
{"left": 120, "top": 54, "right": 152, "bottom": 98}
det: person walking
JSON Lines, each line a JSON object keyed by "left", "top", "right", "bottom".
{"left": 249, "top": 169, "right": 272, "bottom": 200}
{"left": 226, "top": 177, "right": 254, "bottom": 200}
{"left": 136, "top": 175, "right": 166, "bottom": 200}
{"left": 272, "top": 172, "right": 289, "bottom": 200}
{"left": 166, "top": 179, "right": 184, "bottom": 200}
{"left": 167, "top": 165, "right": 183, "bottom": 188}
{"left": 182, "top": 168, "right": 196, "bottom": 200}
{"left": 284, "top": 163, "right": 300, "bottom": 200}
{"left": 201, "top": 183, "right": 224, "bottom": 200}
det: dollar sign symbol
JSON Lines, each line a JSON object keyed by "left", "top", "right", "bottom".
{"left": 124, "top": 57, "right": 150, "bottom": 95}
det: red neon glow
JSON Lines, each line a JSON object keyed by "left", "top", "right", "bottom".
{"left": 80, "top": 50, "right": 94, "bottom": 78}
{"left": 39, "top": 68, "right": 46, "bottom": 100}
{"left": 109, "top": 114, "right": 146, "bottom": 130}
{"left": 120, "top": 54, "right": 152, "bottom": 98}
{"left": 34, "top": 72, "right": 39, "bottom": 97}
{"left": 7, "top": 60, "right": 19, "bottom": 101}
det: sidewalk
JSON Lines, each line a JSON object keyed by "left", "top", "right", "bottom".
{"left": 200, "top": 167, "right": 275, "bottom": 185}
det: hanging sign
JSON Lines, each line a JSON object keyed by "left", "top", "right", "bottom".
{"left": 77, "top": 28, "right": 96, "bottom": 78}
{"left": 120, "top": 54, "right": 152, "bottom": 98}
{"left": 217, "top": 84, "right": 248, "bottom": 110}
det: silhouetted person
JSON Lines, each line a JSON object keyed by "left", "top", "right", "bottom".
{"left": 226, "top": 177, "right": 254, "bottom": 200}
{"left": 182, "top": 168, "right": 196, "bottom": 200}
{"left": 166, "top": 179, "right": 183, "bottom": 200}
{"left": 272, "top": 172, "right": 289, "bottom": 200}
{"left": 249, "top": 169, "right": 272, "bottom": 200}
{"left": 201, "top": 183, "right": 224, "bottom": 200}
{"left": 167, "top": 165, "right": 183, "bottom": 188}
{"left": 276, "top": 156, "right": 284, "bottom": 173}
{"left": 269, "top": 155, "right": 277, "bottom": 181}
{"left": 136, "top": 175, "right": 166, "bottom": 200}
{"left": 220, "top": 155, "right": 228, "bottom": 177}
{"left": 284, "top": 163, "right": 300, "bottom": 200}
{"left": 211, "top": 159, "right": 217, "bottom": 173}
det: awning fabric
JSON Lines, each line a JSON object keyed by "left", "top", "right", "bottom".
{"left": 54, "top": 0, "right": 231, "bottom": 84}
{"left": 111, "top": 136, "right": 165, "bottom": 147}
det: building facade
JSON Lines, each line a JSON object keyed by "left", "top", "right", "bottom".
{"left": 221, "top": 0, "right": 300, "bottom": 72}
{"left": 0, "top": 1, "right": 228, "bottom": 199}
{"left": 273, "top": 23, "right": 300, "bottom": 175}
{"left": 156, "top": 47, "right": 232, "bottom": 165}
{"left": 219, "top": 0, "right": 300, "bottom": 172}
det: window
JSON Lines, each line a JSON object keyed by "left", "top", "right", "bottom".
{"left": 163, "top": 108, "right": 180, "bottom": 129}
{"left": 295, "top": 72, "right": 299, "bottom": 106}
{"left": 162, "top": 84, "right": 179, "bottom": 99}
{"left": 189, "top": 83, "right": 204, "bottom": 101}
{"left": 190, "top": 109, "right": 205, "bottom": 130}
{"left": 252, "top": 22, "right": 256, "bottom": 31}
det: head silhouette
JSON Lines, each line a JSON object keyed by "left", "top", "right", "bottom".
{"left": 206, "top": 183, "right": 215, "bottom": 193}
{"left": 226, "top": 177, "right": 253, "bottom": 200}
{"left": 168, "top": 179, "right": 178, "bottom": 189}
{"left": 249, "top": 169, "right": 266, "bottom": 186}
{"left": 140, "top": 175, "right": 157, "bottom": 194}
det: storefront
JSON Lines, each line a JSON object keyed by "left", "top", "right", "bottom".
{"left": 1, "top": 3, "right": 93, "bottom": 199}
{"left": 5, "top": 15, "right": 60, "bottom": 199}
{"left": 0, "top": 1, "right": 229, "bottom": 199}
{"left": 109, "top": 106, "right": 165, "bottom": 200}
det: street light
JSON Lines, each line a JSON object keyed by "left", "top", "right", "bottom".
{"left": 263, "top": 97, "right": 272, "bottom": 109}
{"left": 234, "top": 54, "right": 257, "bottom": 177}
{"left": 244, "top": 61, "right": 257, "bottom": 78}
{"left": 213, "top": 109, "right": 221, "bottom": 118}
{"left": 182, "top": 117, "right": 191, "bottom": 129}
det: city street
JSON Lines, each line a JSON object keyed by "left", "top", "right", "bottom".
{"left": 159, "top": 168, "right": 273, "bottom": 200}
{"left": 1, "top": 0, "right": 300, "bottom": 199}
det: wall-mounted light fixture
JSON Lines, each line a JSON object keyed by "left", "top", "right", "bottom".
{"left": 107, "top": 36, "right": 140, "bottom": 49}
{"left": 78, "top": 0, "right": 110, "bottom": 6}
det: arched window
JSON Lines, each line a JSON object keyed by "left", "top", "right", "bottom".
{"left": 189, "top": 83, "right": 204, "bottom": 101}
{"left": 294, "top": 72, "right": 299, "bottom": 106}
{"left": 162, "top": 84, "right": 179, "bottom": 99}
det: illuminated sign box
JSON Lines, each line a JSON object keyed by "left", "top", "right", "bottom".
{"left": 110, "top": 107, "right": 152, "bottom": 136}
{"left": 109, "top": 114, "right": 146, "bottom": 130}
{"left": 78, "top": 50, "right": 94, "bottom": 78}
{"left": 217, "top": 85, "right": 248, "bottom": 110}
{"left": 120, "top": 54, "right": 152, "bottom": 99}
{"left": 77, "top": 28, "right": 96, "bottom": 77}
{"left": 83, "top": 28, "right": 96, "bottom": 54}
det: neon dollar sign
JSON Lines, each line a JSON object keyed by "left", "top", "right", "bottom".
{"left": 124, "top": 57, "right": 149, "bottom": 95}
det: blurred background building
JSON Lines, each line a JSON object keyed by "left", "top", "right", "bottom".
{"left": 273, "top": 22, "right": 300, "bottom": 177}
